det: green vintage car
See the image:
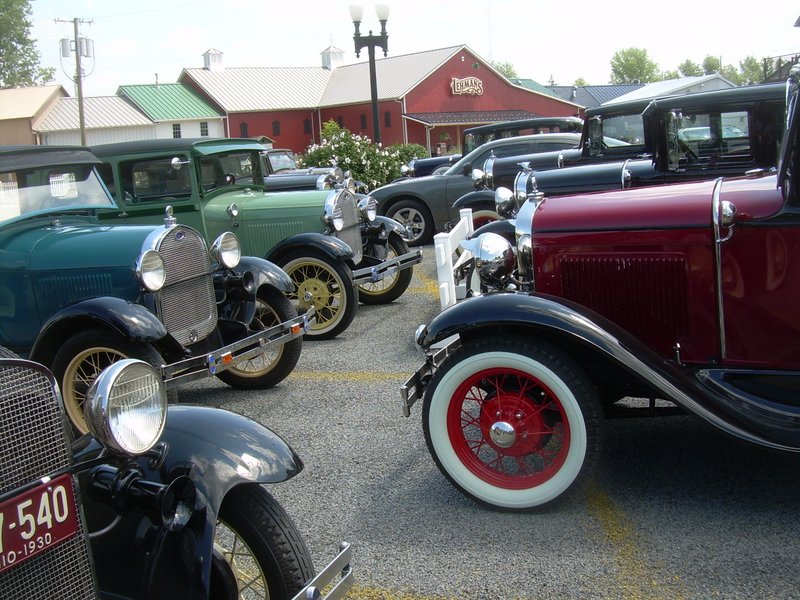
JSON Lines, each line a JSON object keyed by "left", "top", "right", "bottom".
{"left": 91, "top": 138, "right": 422, "bottom": 339}
{"left": 0, "top": 145, "right": 310, "bottom": 432}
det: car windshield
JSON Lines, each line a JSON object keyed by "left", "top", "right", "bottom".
{"left": 267, "top": 151, "right": 298, "bottom": 172}
{"left": 0, "top": 164, "right": 114, "bottom": 223}
{"left": 199, "top": 151, "right": 262, "bottom": 190}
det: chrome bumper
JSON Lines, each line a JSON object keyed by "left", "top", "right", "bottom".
{"left": 292, "top": 541, "right": 353, "bottom": 600}
{"left": 161, "top": 308, "right": 314, "bottom": 387}
{"left": 352, "top": 249, "right": 423, "bottom": 284}
{"left": 400, "top": 338, "right": 460, "bottom": 417}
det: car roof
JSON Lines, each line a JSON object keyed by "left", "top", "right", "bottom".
{"left": 91, "top": 137, "right": 267, "bottom": 157}
{"left": 477, "top": 132, "right": 582, "bottom": 149}
{"left": 0, "top": 145, "right": 102, "bottom": 170}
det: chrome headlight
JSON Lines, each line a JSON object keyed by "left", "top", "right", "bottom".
{"left": 323, "top": 190, "right": 345, "bottom": 231}
{"left": 471, "top": 168, "right": 485, "bottom": 187}
{"left": 85, "top": 359, "right": 168, "bottom": 455}
{"left": 136, "top": 250, "right": 166, "bottom": 292}
{"left": 358, "top": 195, "right": 377, "bottom": 222}
{"left": 460, "top": 233, "right": 515, "bottom": 288}
{"left": 495, "top": 187, "right": 516, "bottom": 219}
{"left": 407, "top": 159, "right": 417, "bottom": 176}
{"left": 210, "top": 231, "right": 241, "bottom": 268}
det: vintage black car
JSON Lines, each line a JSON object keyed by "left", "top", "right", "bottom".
{"left": 0, "top": 145, "right": 309, "bottom": 433}
{"left": 400, "top": 71, "right": 800, "bottom": 512}
{"left": 261, "top": 148, "right": 367, "bottom": 193}
{"left": 0, "top": 350, "right": 351, "bottom": 599}
{"left": 402, "top": 116, "right": 584, "bottom": 178}
{"left": 371, "top": 133, "right": 581, "bottom": 245}
{"left": 453, "top": 82, "right": 786, "bottom": 220}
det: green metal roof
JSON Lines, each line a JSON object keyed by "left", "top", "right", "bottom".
{"left": 117, "top": 83, "right": 223, "bottom": 121}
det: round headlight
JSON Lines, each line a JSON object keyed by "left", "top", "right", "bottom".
{"left": 84, "top": 359, "right": 167, "bottom": 455}
{"left": 495, "top": 187, "right": 516, "bottom": 219}
{"left": 460, "top": 232, "right": 515, "bottom": 287}
{"left": 136, "top": 250, "right": 166, "bottom": 292}
{"left": 331, "top": 203, "right": 344, "bottom": 230}
{"left": 211, "top": 231, "right": 241, "bottom": 268}
{"left": 359, "top": 195, "right": 377, "bottom": 222}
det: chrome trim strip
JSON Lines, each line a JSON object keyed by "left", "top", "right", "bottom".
{"left": 710, "top": 177, "right": 726, "bottom": 360}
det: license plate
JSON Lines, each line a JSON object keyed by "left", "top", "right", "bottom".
{"left": 0, "top": 473, "right": 79, "bottom": 573}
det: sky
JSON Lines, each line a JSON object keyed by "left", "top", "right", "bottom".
{"left": 29, "top": 0, "right": 800, "bottom": 98}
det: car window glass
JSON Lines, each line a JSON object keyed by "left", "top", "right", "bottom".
{"left": 603, "top": 114, "right": 644, "bottom": 146}
{"left": 267, "top": 151, "right": 298, "bottom": 172}
{"left": 0, "top": 165, "right": 114, "bottom": 222}
{"left": 673, "top": 110, "right": 753, "bottom": 169}
{"left": 476, "top": 143, "right": 531, "bottom": 165}
{"left": 124, "top": 157, "right": 191, "bottom": 202}
{"left": 535, "top": 140, "right": 580, "bottom": 152}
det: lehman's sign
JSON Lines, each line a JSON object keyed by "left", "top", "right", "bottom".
{"left": 450, "top": 77, "right": 483, "bottom": 96}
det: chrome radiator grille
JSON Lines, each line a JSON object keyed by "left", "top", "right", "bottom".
{"left": 0, "top": 359, "right": 96, "bottom": 599}
{"left": 334, "top": 190, "right": 363, "bottom": 263}
{"left": 154, "top": 225, "right": 218, "bottom": 347}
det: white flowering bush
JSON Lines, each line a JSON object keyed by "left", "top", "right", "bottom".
{"left": 299, "top": 121, "right": 427, "bottom": 190}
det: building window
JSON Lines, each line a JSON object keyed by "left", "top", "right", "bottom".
{"left": 239, "top": 122, "right": 249, "bottom": 138}
{"left": 360, "top": 114, "right": 367, "bottom": 129}
{"left": 200, "top": 121, "right": 209, "bottom": 136}
{"left": 172, "top": 123, "right": 181, "bottom": 138}
{"left": 337, "top": 116, "right": 343, "bottom": 127}
{"left": 384, "top": 111, "right": 391, "bottom": 128}
{"left": 303, "top": 119, "right": 311, "bottom": 134}
{"left": 272, "top": 120, "right": 281, "bottom": 136}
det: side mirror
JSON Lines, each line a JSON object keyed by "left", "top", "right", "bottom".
{"left": 170, "top": 157, "right": 189, "bottom": 171}
{"left": 462, "top": 163, "right": 472, "bottom": 176}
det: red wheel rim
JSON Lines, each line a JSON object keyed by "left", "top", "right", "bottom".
{"left": 472, "top": 215, "right": 497, "bottom": 229}
{"left": 447, "top": 366, "right": 570, "bottom": 489}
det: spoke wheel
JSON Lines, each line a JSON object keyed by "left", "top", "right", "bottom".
{"left": 423, "top": 336, "right": 602, "bottom": 510}
{"left": 358, "top": 232, "right": 414, "bottom": 305}
{"left": 387, "top": 199, "right": 433, "bottom": 246}
{"left": 280, "top": 252, "right": 357, "bottom": 340}
{"left": 213, "top": 484, "right": 315, "bottom": 600}
{"left": 216, "top": 287, "right": 302, "bottom": 389}
{"left": 51, "top": 329, "right": 166, "bottom": 434}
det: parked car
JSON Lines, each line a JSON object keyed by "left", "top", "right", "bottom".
{"left": 0, "top": 145, "right": 310, "bottom": 433}
{"left": 261, "top": 147, "right": 369, "bottom": 193}
{"left": 399, "top": 71, "right": 800, "bottom": 511}
{"left": 371, "top": 133, "right": 581, "bottom": 245}
{"left": 91, "top": 138, "right": 421, "bottom": 339}
{"left": 402, "top": 116, "right": 584, "bottom": 178}
{"left": 452, "top": 82, "right": 786, "bottom": 222}
{"left": 0, "top": 350, "right": 351, "bottom": 599}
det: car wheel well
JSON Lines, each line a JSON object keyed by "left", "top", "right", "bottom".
{"left": 457, "top": 322, "right": 647, "bottom": 401}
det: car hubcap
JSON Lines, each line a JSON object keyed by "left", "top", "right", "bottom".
{"left": 447, "top": 367, "right": 570, "bottom": 489}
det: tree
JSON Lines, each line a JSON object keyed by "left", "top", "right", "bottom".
{"left": 678, "top": 59, "right": 703, "bottom": 77}
{"left": 491, "top": 61, "right": 517, "bottom": 79}
{"left": 0, "top": 0, "right": 55, "bottom": 88}
{"left": 573, "top": 77, "right": 588, "bottom": 86}
{"left": 609, "top": 48, "right": 660, "bottom": 84}
{"left": 702, "top": 55, "right": 721, "bottom": 75}
{"left": 739, "top": 56, "right": 764, "bottom": 85}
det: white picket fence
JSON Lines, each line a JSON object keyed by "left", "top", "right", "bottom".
{"left": 433, "top": 208, "right": 474, "bottom": 310}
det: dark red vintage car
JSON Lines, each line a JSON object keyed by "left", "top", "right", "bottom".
{"left": 400, "top": 71, "right": 800, "bottom": 511}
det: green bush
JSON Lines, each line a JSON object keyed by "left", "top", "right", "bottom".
{"left": 299, "top": 121, "right": 429, "bottom": 190}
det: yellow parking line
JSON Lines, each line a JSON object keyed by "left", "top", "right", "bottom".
{"left": 413, "top": 271, "right": 441, "bottom": 299}
{"left": 586, "top": 483, "right": 687, "bottom": 600}
{"left": 344, "top": 585, "right": 456, "bottom": 600}
{"left": 288, "top": 371, "right": 407, "bottom": 383}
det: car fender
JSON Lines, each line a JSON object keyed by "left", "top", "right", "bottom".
{"left": 471, "top": 217, "right": 515, "bottom": 244}
{"left": 30, "top": 296, "right": 168, "bottom": 365}
{"left": 79, "top": 405, "right": 303, "bottom": 599}
{"left": 265, "top": 232, "right": 355, "bottom": 264}
{"left": 451, "top": 190, "right": 496, "bottom": 214}
{"left": 421, "top": 293, "right": 800, "bottom": 452}
{"left": 234, "top": 255, "right": 293, "bottom": 293}
{"left": 364, "top": 215, "right": 406, "bottom": 241}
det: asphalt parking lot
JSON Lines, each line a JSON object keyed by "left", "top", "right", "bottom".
{"left": 181, "top": 245, "right": 800, "bottom": 600}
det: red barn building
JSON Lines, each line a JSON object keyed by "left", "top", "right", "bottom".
{"left": 180, "top": 46, "right": 582, "bottom": 155}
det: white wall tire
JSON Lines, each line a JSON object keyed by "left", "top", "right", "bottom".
{"left": 422, "top": 336, "right": 602, "bottom": 510}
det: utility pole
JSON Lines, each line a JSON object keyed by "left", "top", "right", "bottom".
{"left": 57, "top": 18, "right": 93, "bottom": 145}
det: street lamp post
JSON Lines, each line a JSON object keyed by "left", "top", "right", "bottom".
{"left": 349, "top": 4, "right": 389, "bottom": 144}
